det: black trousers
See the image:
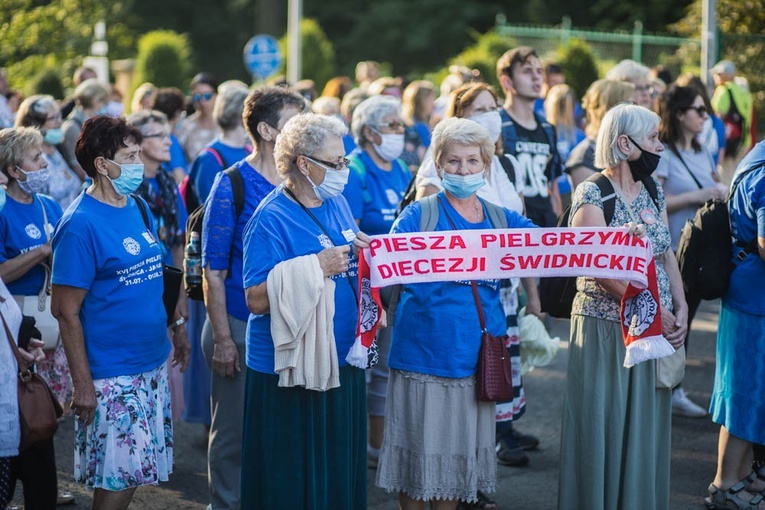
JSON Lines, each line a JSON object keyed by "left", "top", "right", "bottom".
{"left": 0, "top": 438, "right": 57, "bottom": 509}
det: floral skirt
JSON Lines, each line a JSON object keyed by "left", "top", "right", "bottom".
{"left": 37, "top": 341, "right": 73, "bottom": 414}
{"left": 74, "top": 363, "right": 173, "bottom": 491}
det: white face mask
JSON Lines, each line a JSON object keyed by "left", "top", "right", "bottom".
{"left": 305, "top": 158, "right": 350, "bottom": 201}
{"left": 372, "top": 131, "right": 405, "bottom": 162}
{"left": 468, "top": 111, "right": 502, "bottom": 142}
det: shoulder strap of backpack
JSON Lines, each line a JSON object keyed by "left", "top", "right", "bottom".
{"left": 204, "top": 146, "right": 227, "bottom": 169}
{"left": 497, "top": 154, "right": 515, "bottom": 184}
{"left": 224, "top": 166, "right": 245, "bottom": 219}
{"left": 348, "top": 156, "right": 371, "bottom": 203}
{"left": 131, "top": 194, "right": 150, "bottom": 230}
{"left": 587, "top": 173, "right": 617, "bottom": 225}
{"left": 483, "top": 200, "right": 508, "bottom": 229}
{"left": 726, "top": 86, "right": 741, "bottom": 116}
{"left": 419, "top": 194, "right": 439, "bottom": 232}
{"left": 642, "top": 177, "right": 662, "bottom": 212}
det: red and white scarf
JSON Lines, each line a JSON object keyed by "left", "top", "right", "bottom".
{"left": 347, "top": 227, "right": 674, "bottom": 369}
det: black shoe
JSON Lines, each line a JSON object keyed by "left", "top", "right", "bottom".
{"left": 496, "top": 435, "right": 529, "bottom": 467}
{"left": 510, "top": 427, "right": 539, "bottom": 451}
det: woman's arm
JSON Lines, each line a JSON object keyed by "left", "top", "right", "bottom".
{"left": 246, "top": 281, "right": 269, "bottom": 315}
{"left": 521, "top": 277, "right": 543, "bottom": 319}
{"left": 0, "top": 244, "right": 51, "bottom": 284}
{"left": 658, "top": 178, "right": 720, "bottom": 213}
{"left": 204, "top": 266, "right": 239, "bottom": 377}
{"left": 51, "top": 284, "right": 96, "bottom": 425}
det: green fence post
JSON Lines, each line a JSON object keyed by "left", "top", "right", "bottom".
{"left": 561, "top": 16, "right": 572, "bottom": 47}
{"left": 632, "top": 20, "right": 643, "bottom": 63}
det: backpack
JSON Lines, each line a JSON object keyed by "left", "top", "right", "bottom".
{"left": 382, "top": 194, "right": 508, "bottom": 324}
{"left": 538, "top": 173, "right": 661, "bottom": 318}
{"left": 722, "top": 87, "right": 744, "bottom": 156}
{"left": 348, "top": 155, "right": 409, "bottom": 205}
{"left": 184, "top": 166, "right": 245, "bottom": 301}
{"left": 181, "top": 147, "right": 228, "bottom": 213}
{"left": 499, "top": 109, "right": 563, "bottom": 181}
{"left": 676, "top": 165, "right": 761, "bottom": 300}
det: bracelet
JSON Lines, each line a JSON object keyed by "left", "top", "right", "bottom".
{"left": 170, "top": 316, "right": 186, "bottom": 330}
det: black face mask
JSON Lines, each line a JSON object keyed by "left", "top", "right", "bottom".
{"left": 626, "top": 136, "right": 661, "bottom": 181}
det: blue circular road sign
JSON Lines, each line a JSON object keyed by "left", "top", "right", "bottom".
{"left": 243, "top": 34, "right": 282, "bottom": 80}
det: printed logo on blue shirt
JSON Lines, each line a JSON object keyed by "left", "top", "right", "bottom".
{"left": 25, "top": 224, "right": 42, "bottom": 239}
{"left": 123, "top": 237, "right": 141, "bottom": 256}
{"left": 318, "top": 234, "right": 333, "bottom": 249}
{"left": 342, "top": 229, "right": 356, "bottom": 242}
{"left": 385, "top": 189, "right": 399, "bottom": 205}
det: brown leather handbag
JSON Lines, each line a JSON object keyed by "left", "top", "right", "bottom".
{"left": 471, "top": 281, "right": 514, "bottom": 402}
{"left": 1, "top": 309, "right": 63, "bottom": 450}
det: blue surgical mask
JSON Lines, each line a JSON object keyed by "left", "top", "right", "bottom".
{"left": 106, "top": 159, "right": 145, "bottom": 196}
{"left": 441, "top": 171, "right": 486, "bottom": 199}
{"left": 305, "top": 161, "right": 350, "bottom": 201}
{"left": 43, "top": 128, "right": 64, "bottom": 146}
{"left": 16, "top": 166, "right": 51, "bottom": 195}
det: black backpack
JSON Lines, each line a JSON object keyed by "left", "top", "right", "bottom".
{"left": 184, "top": 166, "right": 245, "bottom": 301}
{"left": 181, "top": 147, "right": 228, "bottom": 214}
{"left": 676, "top": 166, "right": 761, "bottom": 300}
{"left": 539, "top": 173, "right": 660, "bottom": 318}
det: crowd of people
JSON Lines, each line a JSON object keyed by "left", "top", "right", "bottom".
{"left": 0, "top": 45, "right": 761, "bottom": 510}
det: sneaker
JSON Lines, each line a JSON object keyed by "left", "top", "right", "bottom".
{"left": 496, "top": 434, "right": 529, "bottom": 467}
{"left": 57, "top": 490, "right": 75, "bottom": 505}
{"left": 672, "top": 387, "right": 707, "bottom": 418}
{"left": 510, "top": 427, "right": 540, "bottom": 451}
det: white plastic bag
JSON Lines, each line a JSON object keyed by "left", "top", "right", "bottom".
{"left": 518, "top": 307, "right": 561, "bottom": 375}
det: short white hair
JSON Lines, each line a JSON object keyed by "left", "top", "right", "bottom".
{"left": 351, "top": 95, "right": 401, "bottom": 145}
{"left": 431, "top": 117, "right": 494, "bottom": 175}
{"left": 605, "top": 59, "right": 650, "bottom": 84}
{"left": 214, "top": 85, "right": 249, "bottom": 131}
{"left": 595, "top": 103, "right": 660, "bottom": 169}
{"left": 275, "top": 113, "right": 348, "bottom": 178}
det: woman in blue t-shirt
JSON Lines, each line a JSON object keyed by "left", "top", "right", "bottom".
{"left": 375, "top": 118, "right": 537, "bottom": 508}
{"left": 706, "top": 141, "right": 765, "bottom": 509}
{"left": 201, "top": 86, "right": 304, "bottom": 510}
{"left": 240, "top": 113, "right": 370, "bottom": 509}
{"left": 51, "top": 116, "right": 190, "bottom": 509}
{"left": 0, "top": 126, "right": 66, "bottom": 507}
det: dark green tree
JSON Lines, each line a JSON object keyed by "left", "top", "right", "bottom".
{"left": 278, "top": 19, "right": 336, "bottom": 90}
{"left": 556, "top": 40, "right": 599, "bottom": 99}
{"left": 132, "top": 30, "right": 192, "bottom": 92}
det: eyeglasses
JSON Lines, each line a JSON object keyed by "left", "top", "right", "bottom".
{"left": 193, "top": 92, "right": 214, "bottom": 103}
{"left": 143, "top": 132, "right": 170, "bottom": 140}
{"left": 377, "top": 121, "right": 405, "bottom": 131}
{"left": 304, "top": 155, "right": 349, "bottom": 171}
{"left": 45, "top": 113, "right": 62, "bottom": 122}
{"left": 684, "top": 105, "right": 708, "bottom": 117}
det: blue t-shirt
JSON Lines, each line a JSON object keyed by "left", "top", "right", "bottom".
{"left": 140, "top": 176, "right": 188, "bottom": 266}
{"left": 727, "top": 141, "right": 765, "bottom": 315}
{"left": 343, "top": 149, "right": 412, "bottom": 235}
{"left": 51, "top": 193, "right": 170, "bottom": 379}
{"left": 0, "top": 194, "right": 63, "bottom": 296}
{"left": 711, "top": 115, "right": 727, "bottom": 164}
{"left": 202, "top": 160, "right": 276, "bottom": 321}
{"left": 413, "top": 121, "right": 431, "bottom": 148}
{"left": 388, "top": 192, "right": 536, "bottom": 378}
{"left": 242, "top": 186, "right": 360, "bottom": 374}
{"left": 168, "top": 134, "right": 188, "bottom": 175}
{"left": 190, "top": 140, "right": 251, "bottom": 204}
{"left": 342, "top": 134, "right": 357, "bottom": 156}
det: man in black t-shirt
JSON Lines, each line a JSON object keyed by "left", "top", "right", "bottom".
{"left": 497, "top": 46, "right": 563, "bottom": 228}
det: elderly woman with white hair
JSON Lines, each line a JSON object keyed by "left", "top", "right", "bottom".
{"left": 558, "top": 103, "right": 687, "bottom": 510}
{"left": 606, "top": 59, "right": 655, "bottom": 111}
{"left": 240, "top": 113, "right": 371, "bottom": 509}
{"left": 375, "top": 117, "right": 537, "bottom": 510}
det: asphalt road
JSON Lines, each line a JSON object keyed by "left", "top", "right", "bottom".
{"left": 17, "top": 301, "right": 723, "bottom": 509}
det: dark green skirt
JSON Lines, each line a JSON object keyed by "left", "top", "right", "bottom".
{"left": 240, "top": 366, "right": 367, "bottom": 510}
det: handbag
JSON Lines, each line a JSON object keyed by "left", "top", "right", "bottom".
{"left": 471, "top": 281, "right": 514, "bottom": 402}
{"left": 14, "top": 201, "right": 59, "bottom": 350}
{"left": 1, "top": 307, "right": 63, "bottom": 450}
{"left": 656, "top": 345, "right": 686, "bottom": 389}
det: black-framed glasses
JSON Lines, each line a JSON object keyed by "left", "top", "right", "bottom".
{"left": 304, "top": 155, "right": 350, "bottom": 171}
{"left": 193, "top": 92, "right": 214, "bottom": 102}
{"left": 684, "top": 105, "right": 708, "bottom": 117}
{"left": 143, "top": 132, "right": 170, "bottom": 140}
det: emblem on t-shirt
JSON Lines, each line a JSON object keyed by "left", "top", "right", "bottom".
{"left": 318, "top": 234, "right": 333, "bottom": 249}
{"left": 342, "top": 229, "right": 356, "bottom": 242}
{"left": 639, "top": 209, "right": 657, "bottom": 225}
{"left": 25, "top": 223, "right": 42, "bottom": 240}
{"left": 385, "top": 189, "right": 399, "bottom": 205}
{"left": 142, "top": 231, "right": 157, "bottom": 245}
{"left": 123, "top": 237, "right": 141, "bottom": 256}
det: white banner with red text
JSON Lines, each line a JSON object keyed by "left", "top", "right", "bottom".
{"left": 347, "top": 227, "right": 675, "bottom": 371}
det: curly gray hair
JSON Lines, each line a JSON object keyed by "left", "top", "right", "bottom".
{"left": 275, "top": 113, "right": 348, "bottom": 178}
{"left": 351, "top": 95, "right": 401, "bottom": 145}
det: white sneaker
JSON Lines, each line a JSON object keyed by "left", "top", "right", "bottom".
{"left": 672, "top": 387, "right": 707, "bottom": 418}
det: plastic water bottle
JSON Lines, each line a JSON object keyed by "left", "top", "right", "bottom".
{"left": 184, "top": 232, "right": 202, "bottom": 289}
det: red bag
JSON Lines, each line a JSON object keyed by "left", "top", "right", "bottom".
{"left": 470, "top": 282, "right": 514, "bottom": 402}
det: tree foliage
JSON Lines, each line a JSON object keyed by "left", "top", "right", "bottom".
{"left": 278, "top": 19, "right": 335, "bottom": 90}
{"left": 556, "top": 40, "right": 600, "bottom": 99}
{"left": 443, "top": 30, "right": 516, "bottom": 90}
{"left": 132, "top": 30, "right": 191, "bottom": 93}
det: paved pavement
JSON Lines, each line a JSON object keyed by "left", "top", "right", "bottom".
{"left": 27, "top": 301, "right": 723, "bottom": 509}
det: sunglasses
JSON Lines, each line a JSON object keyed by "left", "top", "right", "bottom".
{"left": 684, "top": 105, "right": 708, "bottom": 116}
{"left": 193, "top": 92, "right": 214, "bottom": 103}
{"left": 304, "top": 155, "right": 350, "bottom": 171}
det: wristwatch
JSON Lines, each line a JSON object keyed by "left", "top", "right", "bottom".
{"left": 170, "top": 316, "right": 187, "bottom": 330}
